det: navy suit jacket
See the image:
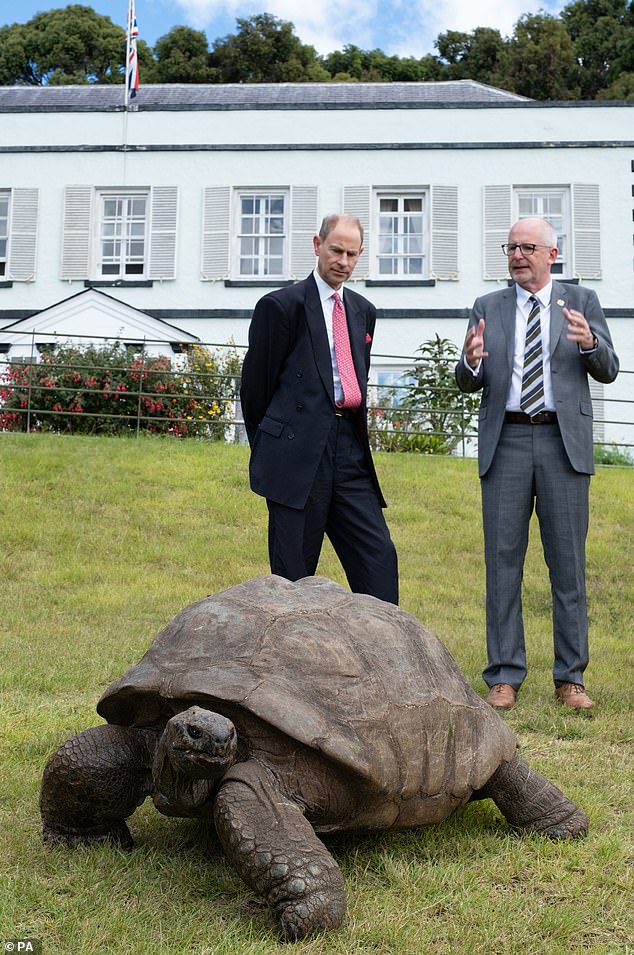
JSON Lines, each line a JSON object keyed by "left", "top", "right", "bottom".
{"left": 240, "top": 273, "right": 385, "bottom": 509}
{"left": 455, "top": 281, "right": 619, "bottom": 477}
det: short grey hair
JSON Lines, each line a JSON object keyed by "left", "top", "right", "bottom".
{"left": 318, "top": 214, "right": 364, "bottom": 246}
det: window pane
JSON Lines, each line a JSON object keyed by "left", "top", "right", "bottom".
{"left": 405, "top": 235, "right": 423, "bottom": 254}
{"left": 236, "top": 191, "right": 287, "bottom": 276}
{"left": 268, "top": 237, "right": 283, "bottom": 256}
{"left": 376, "top": 193, "right": 426, "bottom": 277}
{"left": 99, "top": 192, "right": 147, "bottom": 277}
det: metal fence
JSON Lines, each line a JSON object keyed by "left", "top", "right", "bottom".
{"left": 1, "top": 331, "right": 632, "bottom": 460}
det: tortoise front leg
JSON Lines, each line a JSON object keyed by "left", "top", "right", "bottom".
{"left": 479, "top": 752, "right": 589, "bottom": 839}
{"left": 40, "top": 724, "right": 159, "bottom": 849}
{"left": 214, "top": 759, "right": 346, "bottom": 941}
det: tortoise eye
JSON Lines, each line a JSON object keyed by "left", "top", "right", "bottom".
{"left": 186, "top": 724, "right": 203, "bottom": 740}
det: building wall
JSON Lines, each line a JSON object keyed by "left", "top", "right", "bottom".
{"left": 1, "top": 95, "right": 632, "bottom": 446}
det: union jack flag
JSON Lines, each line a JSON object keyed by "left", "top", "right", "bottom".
{"left": 126, "top": 0, "right": 139, "bottom": 101}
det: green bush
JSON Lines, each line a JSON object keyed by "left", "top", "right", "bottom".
{"left": 368, "top": 336, "right": 479, "bottom": 454}
{"left": 0, "top": 341, "right": 241, "bottom": 438}
{"left": 593, "top": 443, "right": 633, "bottom": 467}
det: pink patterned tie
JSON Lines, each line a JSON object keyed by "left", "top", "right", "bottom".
{"left": 332, "top": 291, "right": 362, "bottom": 410}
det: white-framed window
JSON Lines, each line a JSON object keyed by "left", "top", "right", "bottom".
{"left": 61, "top": 185, "right": 178, "bottom": 281}
{"left": 483, "top": 183, "right": 600, "bottom": 281}
{"left": 98, "top": 191, "right": 148, "bottom": 278}
{"left": 370, "top": 367, "right": 414, "bottom": 408}
{"left": 0, "top": 190, "right": 9, "bottom": 277}
{"left": 375, "top": 192, "right": 427, "bottom": 277}
{"left": 235, "top": 191, "right": 287, "bottom": 277}
{"left": 514, "top": 187, "right": 569, "bottom": 275}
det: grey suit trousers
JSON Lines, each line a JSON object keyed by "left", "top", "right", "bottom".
{"left": 481, "top": 419, "right": 590, "bottom": 690}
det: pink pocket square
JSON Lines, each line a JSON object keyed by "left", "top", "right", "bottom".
{"left": 365, "top": 333, "right": 372, "bottom": 343}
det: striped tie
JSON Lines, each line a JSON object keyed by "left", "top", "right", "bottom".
{"left": 520, "top": 296, "right": 546, "bottom": 416}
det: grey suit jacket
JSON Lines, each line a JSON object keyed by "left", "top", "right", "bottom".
{"left": 455, "top": 281, "right": 619, "bottom": 477}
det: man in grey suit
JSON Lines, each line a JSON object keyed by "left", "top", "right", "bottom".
{"left": 456, "top": 217, "right": 619, "bottom": 711}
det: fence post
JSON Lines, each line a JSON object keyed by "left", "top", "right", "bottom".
{"left": 26, "top": 331, "right": 36, "bottom": 433}
{"left": 135, "top": 342, "right": 147, "bottom": 437}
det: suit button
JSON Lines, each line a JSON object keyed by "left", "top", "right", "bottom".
{"left": 296, "top": 371, "right": 303, "bottom": 378}
{"left": 296, "top": 404, "right": 303, "bottom": 412}
{"left": 287, "top": 432, "right": 295, "bottom": 440}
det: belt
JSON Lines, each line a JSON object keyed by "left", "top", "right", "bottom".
{"left": 504, "top": 411, "right": 558, "bottom": 425}
{"left": 335, "top": 407, "right": 358, "bottom": 420}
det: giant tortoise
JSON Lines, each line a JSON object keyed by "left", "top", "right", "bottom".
{"left": 41, "top": 575, "right": 588, "bottom": 940}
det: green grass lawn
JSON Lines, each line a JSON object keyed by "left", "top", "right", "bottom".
{"left": 1, "top": 433, "right": 632, "bottom": 954}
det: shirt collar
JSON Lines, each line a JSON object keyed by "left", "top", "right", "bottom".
{"left": 516, "top": 280, "right": 552, "bottom": 310}
{"left": 313, "top": 267, "right": 344, "bottom": 303}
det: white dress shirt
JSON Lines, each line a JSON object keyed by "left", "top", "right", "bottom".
{"left": 506, "top": 281, "right": 555, "bottom": 412}
{"left": 464, "top": 281, "right": 556, "bottom": 412}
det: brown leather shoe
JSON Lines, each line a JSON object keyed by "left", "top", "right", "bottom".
{"left": 555, "top": 683, "right": 594, "bottom": 711}
{"left": 485, "top": 683, "right": 517, "bottom": 709}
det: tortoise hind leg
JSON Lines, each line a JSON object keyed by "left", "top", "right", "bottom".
{"left": 478, "top": 752, "right": 588, "bottom": 839}
{"left": 214, "top": 760, "right": 346, "bottom": 941}
{"left": 40, "top": 724, "right": 159, "bottom": 849}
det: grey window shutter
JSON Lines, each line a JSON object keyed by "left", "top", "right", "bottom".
{"left": 483, "top": 185, "right": 512, "bottom": 280}
{"left": 7, "top": 188, "right": 39, "bottom": 282}
{"left": 289, "top": 185, "right": 319, "bottom": 279}
{"left": 201, "top": 186, "right": 231, "bottom": 280}
{"left": 343, "top": 185, "right": 371, "bottom": 279}
{"left": 430, "top": 185, "right": 458, "bottom": 280}
{"left": 148, "top": 186, "right": 178, "bottom": 280}
{"left": 572, "top": 184, "right": 601, "bottom": 279}
{"left": 61, "top": 185, "right": 92, "bottom": 280}
{"left": 589, "top": 380, "right": 605, "bottom": 444}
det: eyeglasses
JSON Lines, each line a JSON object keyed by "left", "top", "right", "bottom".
{"left": 501, "top": 243, "right": 552, "bottom": 256}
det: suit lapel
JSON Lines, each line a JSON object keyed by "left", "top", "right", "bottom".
{"left": 549, "top": 281, "right": 567, "bottom": 355}
{"left": 304, "top": 274, "right": 335, "bottom": 402}
{"left": 500, "top": 286, "right": 517, "bottom": 372}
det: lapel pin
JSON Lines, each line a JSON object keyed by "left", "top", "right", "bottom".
{"left": 556, "top": 299, "right": 565, "bottom": 307}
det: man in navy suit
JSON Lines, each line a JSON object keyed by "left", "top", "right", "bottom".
{"left": 240, "top": 213, "right": 398, "bottom": 604}
{"left": 456, "top": 217, "right": 619, "bottom": 711}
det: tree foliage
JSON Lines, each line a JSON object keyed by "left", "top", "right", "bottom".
{"left": 368, "top": 337, "right": 479, "bottom": 455}
{"left": 0, "top": 5, "right": 141, "bottom": 85}
{"left": 501, "top": 14, "right": 581, "bottom": 100}
{"left": 1, "top": 1, "right": 634, "bottom": 99}
{"left": 209, "top": 14, "right": 329, "bottom": 83}
{"left": 153, "top": 26, "right": 214, "bottom": 83}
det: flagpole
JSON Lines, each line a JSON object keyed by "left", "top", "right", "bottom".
{"left": 124, "top": 0, "right": 131, "bottom": 110}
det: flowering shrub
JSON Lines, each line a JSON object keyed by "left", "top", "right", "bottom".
{"left": 0, "top": 341, "right": 241, "bottom": 438}
{"left": 367, "top": 336, "right": 479, "bottom": 454}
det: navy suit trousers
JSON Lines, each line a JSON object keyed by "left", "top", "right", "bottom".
{"left": 266, "top": 414, "right": 398, "bottom": 604}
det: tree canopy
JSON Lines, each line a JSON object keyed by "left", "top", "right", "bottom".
{"left": 1, "top": 2, "right": 634, "bottom": 99}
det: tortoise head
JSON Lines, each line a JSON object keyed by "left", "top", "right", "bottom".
{"left": 152, "top": 705, "right": 238, "bottom": 817}
{"left": 163, "top": 705, "right": 238, "bottom": 779}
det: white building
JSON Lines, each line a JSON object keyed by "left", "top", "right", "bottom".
{"left": 1, "top": 82, "right": 632, "bottom": 446}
